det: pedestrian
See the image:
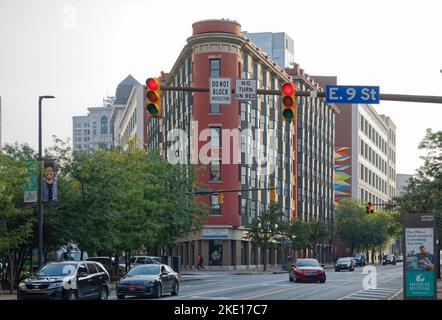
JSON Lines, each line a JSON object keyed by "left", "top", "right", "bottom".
{"left": 196, "top": 253, "right": 205, "bottom": 270}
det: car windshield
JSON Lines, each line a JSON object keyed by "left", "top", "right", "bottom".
{"left": 127, "top": 265, "right": 161, "bottom": 275}
{"left": 338, "top": 258, "right": 350, "bottom": 263}
{"left": 296, "top": 260, "right": 320, "bottom": 267}
{"left": 36, "top": 263, "right": 77, "bottom": 277}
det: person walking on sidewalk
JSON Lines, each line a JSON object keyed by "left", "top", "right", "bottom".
{"left": 196, "top": 253, "right": 205, "bottom": 270}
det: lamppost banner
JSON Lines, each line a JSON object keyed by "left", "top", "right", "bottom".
{"left": 403, "top": 214, "right": 437, "bottom": 300}
{"left": 24, "top": 160, "right": 37, "bottom": 203}
{"left": 43, "top": 160, "right": 58, "bottom": 202}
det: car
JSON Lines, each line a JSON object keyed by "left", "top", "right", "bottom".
{"left": 383, "top": 254, "right": 397, "bottom": 265}
{"left": 116, "top": 264, "right": 179, "bottom": 299}
{"left": 335, "top": 257, "right": 355, "bottom": 272}
{"left": 352, "top": 253, "right": 366, "bottom": 266}
{"left": 289, "top": 259, "right": 326, "bottom": 283}
{"left": 396, "top": 255, "right": 404, "bottom": 263}
{"left": 17, "top": 261, "right": 111, "bottom": 300}
{"left": 87, "top": 256, "right": 122, "bottom": 274}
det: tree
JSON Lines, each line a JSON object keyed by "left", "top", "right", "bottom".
{"left": 334, "top": 199, "right": 366, "bottom": 254}
{"left": 0, "top": 144, "right": 36, "bottom": 293}
{"left": 247, "top": 203, "right": 284, "bottom": 271}
{"left": 306, "top": 220, "right": 329, "bottom": 262}
{"left": 388, "top": 129, "right": 442, "bottom": 277}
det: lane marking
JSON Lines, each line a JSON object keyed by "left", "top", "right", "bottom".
{"left": 240, "top": 284, "right": 311, "bottom": 300}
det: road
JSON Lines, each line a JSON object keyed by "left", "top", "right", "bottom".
{"left": 109, "top": 263, "right": 403, "bottom": 300}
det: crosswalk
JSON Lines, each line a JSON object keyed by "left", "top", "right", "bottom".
{"left": 339, "top": 285, "right": 403, "bottom": 300}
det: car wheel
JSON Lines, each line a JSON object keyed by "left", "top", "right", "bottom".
{"left": 117, "top": 294, "right": 125, "bottom": 300}
{"left": 320, "top": 279, "right": 326, "bottom": 283}
{"left": 155, "top": 284, "right": 162, "bottom": 298}
{"left": 335, "top": 269, "right": 339, "bottom": 272}
{"left": 171, "top": 281, "right": 179, "bottom": 296}
{"left": 67, "top": 290, "right": 78, "bottom": 300}
{"left": 98, "top": 286, "right": 108, "bottom": 300}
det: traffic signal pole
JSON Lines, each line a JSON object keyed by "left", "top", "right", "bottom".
{"left": 161, "top": 86, "right": 442, "bottom": 104}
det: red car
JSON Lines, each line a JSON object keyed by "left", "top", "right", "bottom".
{"left": 289, "top": 259, "right": 326, "bottom": 283}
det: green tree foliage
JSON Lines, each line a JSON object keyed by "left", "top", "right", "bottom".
{"left": 389, "top": 129, "right": 442, "bottom": 237}
{"left": 335, "top": 199, "right": 400, "bottom": 256}
{"left": 0, "top": 144, "right": 36, "bottom": 292}
{"left": 246, "top": 203, "right": 284, "bottom": 271}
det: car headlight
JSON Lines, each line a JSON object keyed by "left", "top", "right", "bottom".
{"left": 19, "top": 282, "right": 26, "bottom": 289}
{"left": 48, "top": 282, "right": 64, "bottom": 289}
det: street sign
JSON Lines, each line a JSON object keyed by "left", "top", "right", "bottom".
{"left": 210, "top": 77, "right": 231, "bottom": 104}
{"left": 403, "top": 214, "right": 438, "bottom": 300}
{"left": 235, "top": 79, "right": 257, "bottom": 101}
{"left": 325, "top": 85, "right": 380, "bottom": 104}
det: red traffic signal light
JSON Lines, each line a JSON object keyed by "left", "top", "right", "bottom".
{"left": 146, "top": 77, "right": 161, "bottom": 117}
{"left": 281, "top": 82, "right": 296, "bottom": 121}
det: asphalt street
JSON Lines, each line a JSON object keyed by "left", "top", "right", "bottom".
{"left": 109, "top": 263, "right": 403, "bottom": 300}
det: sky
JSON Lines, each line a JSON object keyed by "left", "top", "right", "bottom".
{"left": 1, "top": 0, "right": 441, "bottom": 175}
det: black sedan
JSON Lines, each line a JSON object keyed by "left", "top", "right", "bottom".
{"left": 116, "top": 264, "right": 179, "bottom": 299}
{"left": 335, "top": 257, "right": 355, "bottom": 272}
{"left": 383, "top": 254, "right": 397, "bottom": 265}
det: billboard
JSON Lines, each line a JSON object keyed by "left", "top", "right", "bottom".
{"left": 403, "top": 214, "right": 437, "bottom": 299}
{"left": 24, "top": 160, "right": 38, "bottom": 203}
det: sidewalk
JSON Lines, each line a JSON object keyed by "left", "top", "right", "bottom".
{"left": 392, "top": 279, "right": 442, "bottom": 300}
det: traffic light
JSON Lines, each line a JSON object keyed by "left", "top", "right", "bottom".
{"left": 270, "top": 188, "right": 277, "bottom": 202}
{"left": 281, "top": 82, "right": 296, "bottom": 121}
{"left": 218, "top": 192, "right": 224, "bottom": 205}
{"left": 366, "top": 202, "right": 375, "bottom": 213}
{"left": 146, "top": 77, "right": 161, "bottom": 117}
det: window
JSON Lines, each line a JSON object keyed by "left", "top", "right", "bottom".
{"left": 210, "top": 59, "right": 221, "bottom": 113}
{"left": 210, "top": 194, "right": 220, "bottom": 215}
{"left": 210, "top": 127, "right": 221, "bottom": 148}
{"left": 86, "top": 263, "right": 98, "bottom": 274}
{"left": 93, "top": 122, "right": 97, "bottom": 135}
{"left": 78, "top": 264, "right": 88, "bottom": 276}
{"left": 210, "top": 160, "right": 221, "bottom": 181}
{"left": 241, "top": 167, "right": 246, "bottom": 184}
{"left": 100, "top": 116, "right": 108, "bottom": 134}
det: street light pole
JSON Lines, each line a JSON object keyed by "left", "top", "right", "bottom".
{"left": 38, "top": 95, "right": 55, "bottom": 267}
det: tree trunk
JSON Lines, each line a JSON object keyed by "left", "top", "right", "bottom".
{"left": 7, "top": 251, "right": 14, "bottom": 294}
{"left": 263, "top": 247, "right": 267, "bottom": 272}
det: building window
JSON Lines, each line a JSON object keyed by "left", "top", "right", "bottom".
{"left": 210, "top": 160, "right": 221, "bottom": 181}
{"left": 210, "top": 127, "right": 221, "bottom": 148}
{"left": 100, "top": 116, "right": 108, "bottom": 134}
{"left": 210, "top": 59, "right": 221, "bottom": 113}
{"left": 210, "top": 194, "right": 220, "bottom": 215}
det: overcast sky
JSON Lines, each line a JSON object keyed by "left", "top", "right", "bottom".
{"left": 1, "top": 0, "right": 441, "bottom": 174}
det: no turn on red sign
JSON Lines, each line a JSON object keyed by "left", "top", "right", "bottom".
{"left": 235, "top": 79, "right": 257, "bottom": 101}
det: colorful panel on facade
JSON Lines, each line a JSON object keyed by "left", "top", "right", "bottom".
{"left": 334, "top": 147, "right": 351, "bottom": 202}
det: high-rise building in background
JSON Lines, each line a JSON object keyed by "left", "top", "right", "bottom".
{"left": 72, "top": 104, "right": 113, "bottom": 153}
{"left": 72, "top": 75, "right": 140, "bottom": 152}
{"left": 243, "top": 32, "right": 294, "bottom": 69}
{"left": 396, "top": 173, "right": 413, "bottom": 196}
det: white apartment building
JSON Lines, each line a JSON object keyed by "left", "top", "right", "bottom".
{"left": 72, "top": 103, "right": 113, "bottom": 152}
{"left": 353, "top": 105, "right": 396, "bottom": 207}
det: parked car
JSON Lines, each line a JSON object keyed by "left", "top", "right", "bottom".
{"left": 17, "top": 261, "right": 111, "bottom": 300}
{"left": 383, "top": 254, "right": 397, "bottom": 265}
{"left": 352, "top": 253, "right": 366, "bottom": 266}
{"left": 118, "top": 256, "right": 161, "bottom": 271}
{"left": 289, "top": 259, "right": 326, "bottom": 283}
{"left": 335, "top": 257, "right": 355, "bottom": 272}
{"left": 116, "top": 264, "right": 179, "bottom": 299}
{"left": 396, "top": 255, "right": 404, "bottom": 263}
{"left": 87, "top": 256, "right": 123, "bottom": 274}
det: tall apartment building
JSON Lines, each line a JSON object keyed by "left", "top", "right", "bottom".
{"left": 147, "top": 19, "right": 296, "bottom": 269}
{"left": 314, "top": 76, "right": 397, "bottom": 207}
{"left": 285, "top": 67, "right": 338, "bottom": 262}
{"left": 243, "top": 32, "right": 294, "bottom": 69}
{"left": 72, "top": 104, "right": 113, "bottom": 152}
